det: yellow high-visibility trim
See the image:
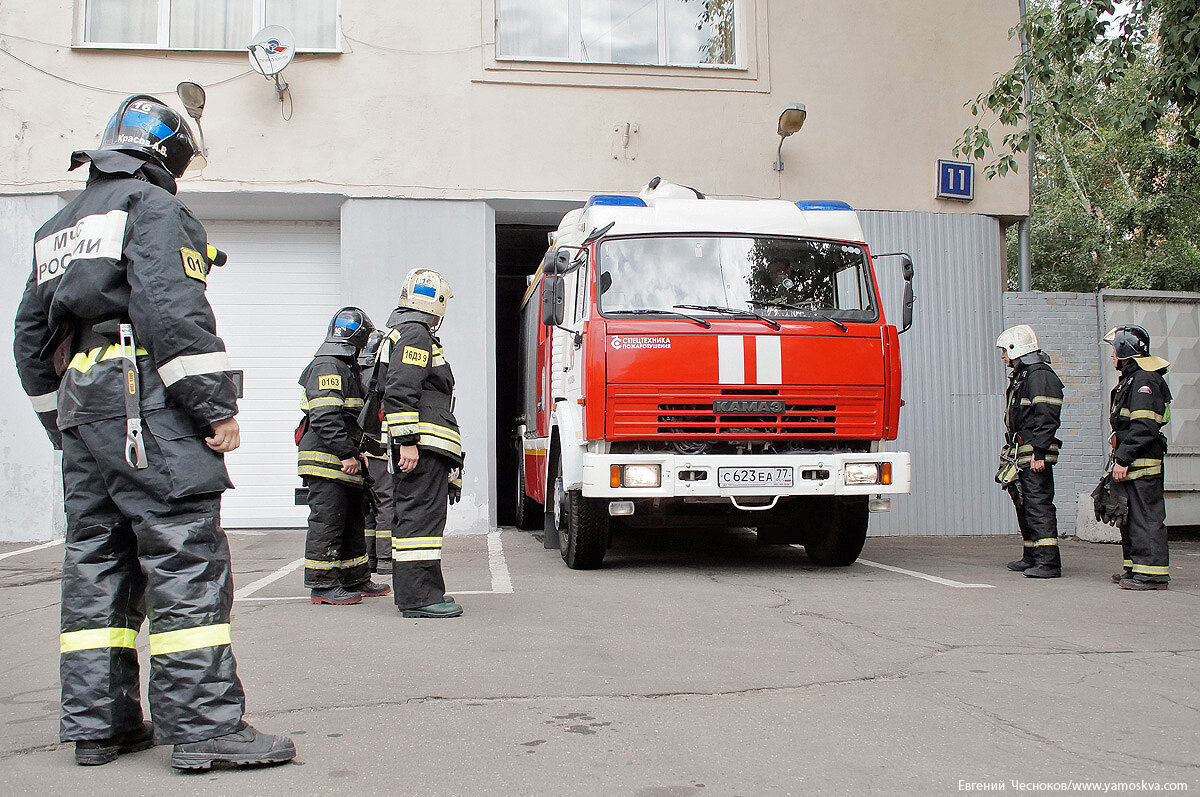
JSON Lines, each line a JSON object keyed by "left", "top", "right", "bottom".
{"left": 377, "top": 530, "right": 392, "bottom": 539}
{"left": 1019, "top": 398, "right": 1032, "bottom": 406}
{"left": 148, "top": 623, "right": 231, "bottom": 655}
{"left": 392, "top": 549, "right": 442, "bottom": 562}
{"left": 1031, "top": 396, "right": 1063, "bottom": 406}
{"left": 343, "top": 398, "right": 365, "bottom": 409}
{"left": 418, "top": 423, "right": 461, "bottom": 443}
{"left": 67, "top": 345, "right": 148, "bottom": 375}
{"left": 392, "top": 536, "right": 443, "bottom": 549}
{"left": 306, "top": 397, "right": 345, "bottom": 409}
{"left": 365, "top": 529, "right": 378, "bottom": 538}
{"left": 1123, "top": 559, "right": 1133, "bottom": 567}
{"left": 1022, "top": 541, "right": 1035, "bottom": 548}
{"left": 305, "top": 555, "right": 369, "bottom": 570}
{"left": 61, "top": 627, "right": 138, "bottom": 653}
{"left": 419, "top": 434, "right": 463, "bottom": 457}
{"left": 299, "top": 451, "right": 343, "bottom": 465}
{"left": 385, "top": 412, "right": 419, "bottom": 423}
{"left": 1130, "top": 564, "right": 1169, "bottom": 576}
{"left": 1129, "top": 409, "right": 1165, "bottom": 422}
{"left": 1032, "top": 538, "right": 1059, "bottom": 547}
{"left": 297, "top": 465, "right": 365, "bottom": 485}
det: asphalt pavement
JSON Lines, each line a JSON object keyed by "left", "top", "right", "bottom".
{"left": 0, "top": 526, "right": 1197, "bottom": 796}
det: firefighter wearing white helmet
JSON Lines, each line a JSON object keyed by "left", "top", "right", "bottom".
{"left": 994, "top": 325, "right": 1064, "bottom": 578}
{"left": 1102, "top": 325, "right": 1172, "bottom": 590}
{"left": 379, "top": 268, "right": 464, "bottom": 617}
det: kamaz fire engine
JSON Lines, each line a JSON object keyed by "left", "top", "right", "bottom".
{"left": 514, "top": 179, "right": 914, "bottom": 569}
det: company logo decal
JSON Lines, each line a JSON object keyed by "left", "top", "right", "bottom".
{"left": 34, "top": 210, "right": 128, "bottom": 285}
{"left": 611, "top": 336, "right": 671, "bottom": 350}
{"left": 1138, "top": 386, "right": 1153, "bottom": 394}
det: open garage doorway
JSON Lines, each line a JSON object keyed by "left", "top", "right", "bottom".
{"left": 495, "top": 224, "right": 556, "bottom": 525}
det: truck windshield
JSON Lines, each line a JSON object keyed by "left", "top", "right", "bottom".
{"left": 597, "top": 235, "right": 877, "bottom": 322}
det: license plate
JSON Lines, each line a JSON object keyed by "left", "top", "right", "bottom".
{"left": 717, "top": 467, "right": 793, "bottom": 488}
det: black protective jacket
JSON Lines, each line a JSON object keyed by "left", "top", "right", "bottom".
{"left": 14, "top": 150, "right": 237, "bottom": 444}
{"left": 297, "top": 352, "right": 367, "bottom": 485}
{"left": 1110, "top": 361, "right": 1171, "bottom": 478}
{"left": 1004, "top": 354, "right": 1064, "bottom": 465}
{"left": 381, "top": 309, "right": 463, "bottom": 465}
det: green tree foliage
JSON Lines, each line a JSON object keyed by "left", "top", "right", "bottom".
{"left": 962, "top": 1, "right": 1200, "bottom": 291}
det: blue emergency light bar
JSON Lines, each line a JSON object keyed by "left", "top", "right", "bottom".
{"left": 795, "top": 200, "right": 853, "bottom": 211}
{"left": 586, "top": 195, "right": 648, "bottom": 208}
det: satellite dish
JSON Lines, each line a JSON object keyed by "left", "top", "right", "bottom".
{"left": 247, "top": 25, "right": 295, "bottom": 76}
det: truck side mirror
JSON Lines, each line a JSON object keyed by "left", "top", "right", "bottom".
{"left": 543, "top": 248, "right": 574, "bottom": 275}
{"left": 541, "top": 274, "right": 565, "bottom": 327}
{"left": 900, "top": 256, "right": 914, "bottom": 334}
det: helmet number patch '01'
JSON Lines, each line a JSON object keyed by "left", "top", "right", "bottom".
{"left": 318, "top": 374, "right": 342, "bottom": 391}
{"left": 401, "top": 346, "right": 429, "bottom": 367}
{"left": 180, "top": 247, "right": 207, "bottom": 283}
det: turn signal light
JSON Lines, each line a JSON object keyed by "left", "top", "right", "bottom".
{"left": 610, "top": 465, "right": 621, "bottom": 488}
{"left": 881, "top": 462, "right": 892, "bottom": 485}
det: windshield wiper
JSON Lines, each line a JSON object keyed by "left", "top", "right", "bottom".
{"left": 673, "top": 304, "right": 782, "bottom": 331}
{"left": 747, "top": 300, "right": 848, "bottom": 333}
{"left": 607, "top": 309, "right": 711, "bottom": 328}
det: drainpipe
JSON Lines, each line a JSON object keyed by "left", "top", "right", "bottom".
{"left": 1017, "top": 0, "right": 1034, "bottom": 291}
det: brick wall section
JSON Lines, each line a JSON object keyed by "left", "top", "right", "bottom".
{"left": 1003, "top": 293, "right": 1109, "bottom": 534}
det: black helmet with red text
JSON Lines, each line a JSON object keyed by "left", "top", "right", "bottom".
{"left": 100, "top": 95, "right": 199, "bottom": 178}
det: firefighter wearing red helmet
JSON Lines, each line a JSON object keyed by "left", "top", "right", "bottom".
{"left": 1104, "top": 325, "right": 1172, "bottom": 590}
{"left": 297, "top": 308, "right": 391, "bottom": 604}
{"left": 995, "top": 324, "right": 1064, "bottom": 578}
{"left": 13, "top": 94, "right": 295, "bottom": 769}
{"left": 381, "top": 268, "right": 464, "bottom": 618}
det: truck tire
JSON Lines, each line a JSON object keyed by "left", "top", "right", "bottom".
{"left": 553, "top": 457, "right": 608, "bottom": 569}
{"left": 802, "top": 497, "right": 869, "bottom": 567}
{"left": 514, "top": 446, "right": 543, "bottom": 531}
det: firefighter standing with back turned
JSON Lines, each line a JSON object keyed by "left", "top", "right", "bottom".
{"left": 13, "top": 95, "right": 295, "bottom": 770}
{"left": 995, "top": 325, "right": 1064, "bottom": 578}
{"left": 381, "top": 268, "right": 465, "bottom": 617}
{"left": 298, "top": 308, "right": 392, "bottom": 605}
{"left": 1104, "top": 325, "right": 1172, "bottom": 590}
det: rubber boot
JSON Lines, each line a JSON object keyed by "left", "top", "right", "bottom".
{"left": 1023, "top": 538, "right": 1061, "bottom": 578}
{"left": 311, "top": 586, "right": 362, "bottom": 605}
{"left": 1112, "top": 570, "right": 1131, "bottom": 584}
{"left": 1007, "top": 555, "right": 1036, "bottom": 572}
{"left": 350, "top": 579, "right": 392, "bottom": 598}
{"left": 1118, "top": 577, "right": 1168, "bottom": 591}
{"left": 170, "top": 722, "right": 296, "bottom": 771}
{"left": 75, "top": 722, "right": 155, "bottom": 766}
{"left": 401, "top": 601, "right": 463, "bottom": 618}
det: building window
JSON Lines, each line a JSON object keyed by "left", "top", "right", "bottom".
{"left": 81, "top": 0, "right": 340, "bottom": 51}
{"left": 496, "top": 0, "right": 737, "bottom": 67}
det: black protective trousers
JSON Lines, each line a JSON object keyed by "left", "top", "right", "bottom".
{"left": 1116, "top": 476, "right": 1170, "bottom": 582}
{"left": 1008, "top": 465, "right": 1061, "bottom": 569}
{"left": 364, "top": 456, "right": 394, "bottom": 572}
{"left": 303, "top": 476, "right": 370, "bottom": 589}
{"left": 391, "top": 452, "right": 450, "bottom": 610}
{"left": 60, "top": 418, "right": 244, "bottom": 745}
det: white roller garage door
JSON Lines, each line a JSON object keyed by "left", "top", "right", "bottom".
{"left": 203, "top": 220, "right": 343, "bottom": 528}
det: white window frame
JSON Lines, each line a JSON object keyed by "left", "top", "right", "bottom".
{"left": 495, "top": 0, "right": 744, "bottom": 69}
{"left": 74, "top": 0, "right": 343, "bottom": 53}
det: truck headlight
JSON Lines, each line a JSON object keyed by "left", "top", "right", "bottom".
{"left": 611, "top": 464, "right": 661, "bottom": 488}
{"left": 845, "top": 463, "right": 881, "bottom": 485}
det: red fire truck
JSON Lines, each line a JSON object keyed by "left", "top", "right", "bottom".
{"left": 514, "top": 179, "right": 914, "bottom": 569}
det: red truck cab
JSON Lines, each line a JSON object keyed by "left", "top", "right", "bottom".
{"left": 515, "top": 180, "right": 914, "bottom": 569}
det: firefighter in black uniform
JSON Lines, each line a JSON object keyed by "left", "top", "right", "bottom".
{"left": 995, "top": 324, "right": 1064, "bottom": 578}
{"left": 13, "top": 95, "right": 294, "bottom": 770}
{"left": 298, "top": 308, "right": 391, "bottom": 604}
{"left": 382, "top": 268, "right": 464, "bottom": 618}
{"left": 1104, "top": 325, "right": 1172, "bottom": 590}
{"left": 357, "top": 330, "right": 395, "bottom": 574}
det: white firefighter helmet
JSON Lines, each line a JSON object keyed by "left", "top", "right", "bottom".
{"left": 995, "top": 324, "right": 1040, "bottom": 360}
{"left": 398, "top": 268, "right": 453, "bottom": 318}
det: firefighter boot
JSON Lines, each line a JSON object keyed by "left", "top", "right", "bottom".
{"left": 1007, "top": 540, "right": 1036, "bottom": 571}
{"left": 1023, "top": 539, "right": 1061, "bottom": 579}
{"left": 350, "top": 579, "right": 391, "bottom": 598}
{"left": 311, "top": 586, "right": 362, "bottom": 605}
{"left": 170, "top": 722, "right": 296, "bottom": 770}
{"left": 74, "top": 722, "right": 155, "bottom": 766}
{"left": 401, "top": 601, "right": 463, "bottom": 618}
{"left": 1112, "top": 569, "right": 1132, "bottom": 584}
{"left": 1118, "top": 577, "right": 1168, "bottom": 591}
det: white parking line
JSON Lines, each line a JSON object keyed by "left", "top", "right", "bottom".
{"left": 857, "top": 558, "right": 995, "bottom": 589}
{"left": 0, "top": 539, "right": 64, "bottom": 561}
{"left": 236, "top": 530, "right": 514, "bottom": 602}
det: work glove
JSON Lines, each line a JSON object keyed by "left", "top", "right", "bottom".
{"left": 448, "top": 467, "right": 462, "bottom": 506}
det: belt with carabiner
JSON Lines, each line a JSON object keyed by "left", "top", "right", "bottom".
{"left": 118, "top": 323, "right": 147, "bottom": 469}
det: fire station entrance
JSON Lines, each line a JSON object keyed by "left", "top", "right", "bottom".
{"left": 494, "top": 223, "right": 556, "bottom": 526}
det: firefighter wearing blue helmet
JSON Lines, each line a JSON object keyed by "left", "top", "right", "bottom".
{"left": 13, "top": 94, "right": 295, "bottom": 770}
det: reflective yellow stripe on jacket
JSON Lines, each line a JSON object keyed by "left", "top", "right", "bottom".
{"left": 298, "top": 450, "right": 365, "bottom": 486}
{"left": 418, "top": 422, "right": 463, "bottom": 458}
{"left": 385, "top": 411, "right": 419, "bottom": 437}
{"left": 68, "top": 345, "right": 149, "bottom": 374}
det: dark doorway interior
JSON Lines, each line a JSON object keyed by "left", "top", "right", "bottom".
{"left": 495, "top": 224, "right": 554, "bottom": 526}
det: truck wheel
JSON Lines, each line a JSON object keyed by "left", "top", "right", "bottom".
{"left": 553, "top": 458, "right": 608, "bottom": 569}
{"left": 802, "top": 497, "right": 869, "bottom": 567}
{"left": 513, "top": 446, "right": 543, "bottom": 531}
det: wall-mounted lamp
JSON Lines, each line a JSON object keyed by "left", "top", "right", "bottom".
{"left": 773, "top": 103, "right": 807, "bottom": 172}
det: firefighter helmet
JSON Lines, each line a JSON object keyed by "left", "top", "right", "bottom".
{"left": 397, "top": 268, "right": 453, "bottom": 318}
{"left": 995, "top": 324, "right": 1040, "bottom": 360}
{"left": 1104, "top": 324, "right": 1169, "bottom": 370}
{"left": 357, "top": 329, "right": 385, "bottom": 367}
{"left": 100, "top": 95, "right": 199, "bottom": 178}
{"left": 325, "top": 307, "right": 374, "bottom": 351}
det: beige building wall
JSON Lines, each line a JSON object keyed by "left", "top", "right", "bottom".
{"left": 1, "top": 0, "right": 1026, "bottom": 213}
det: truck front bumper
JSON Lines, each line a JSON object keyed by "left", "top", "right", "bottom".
{"left": 580, "top": 451, "right": 911, "bottom": 499}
